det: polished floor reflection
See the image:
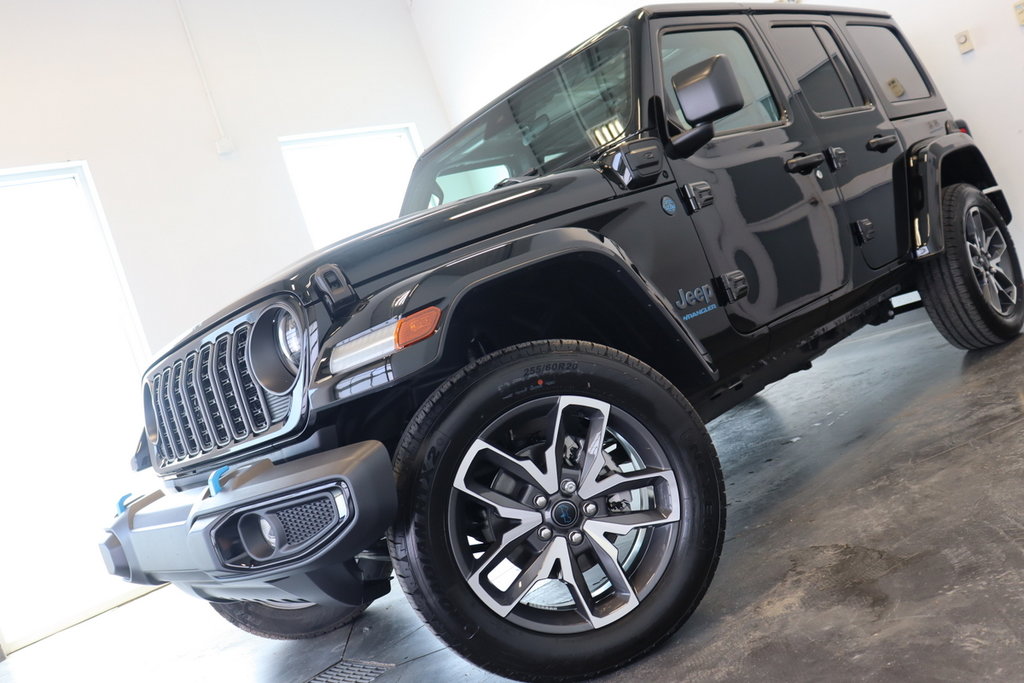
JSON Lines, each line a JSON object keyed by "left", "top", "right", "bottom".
{"left": 3, "top": 308, "right": 1024, "bottom": 682}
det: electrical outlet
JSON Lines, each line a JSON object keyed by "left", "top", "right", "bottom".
{"left": 955, "top": 30, "right": 975, "bottom": 54}
{"left": 1015, "top": 2, "right": 1024, "bottom": 26}
{"left": 887, "top": 78, "right": 906, "bottom": 99}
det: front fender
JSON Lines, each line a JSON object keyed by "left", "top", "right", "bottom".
{"left": 907, "top": 132, "right": 1010, "bottom": 259}
{"left": 309, "top": 227, "right": 715, "bottom": 409}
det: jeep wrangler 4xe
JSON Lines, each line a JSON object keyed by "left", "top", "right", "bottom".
{"left": 101, "top": 4, "right": 1023, "bottom": 681}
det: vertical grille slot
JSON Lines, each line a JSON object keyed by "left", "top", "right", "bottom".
{"left": 150, "top": 373, "right": 175, "bottom": 463}
{"left": 232, "top": 325, "right": 270, "bottom": 433}
{"left": 198, "top": 344, "right": 231, "bottom": 447}
{"left": 171, "top": 360, "right": 200, "bottom": 456}
{"left": 158, "top": 368, "right": 186, "bottom": 460}
{"left": 215, "top": 334, "right": 249, "bottom": 440}
{"left": 184, "top": 352, "right": 214, "bottom": 452}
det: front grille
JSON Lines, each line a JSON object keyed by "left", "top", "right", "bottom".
{"left": 147, "top": 315, "right": 296, "bottom": 471}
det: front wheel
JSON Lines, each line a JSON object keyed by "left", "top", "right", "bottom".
{"left": 919, "top": 183, "right": 1024, "bottom": 349}
{"left": 388, "top": 341, "right": 725, "bottom": 681}
{"left": 210, "top": 600, "right": 366, "bottom": 640}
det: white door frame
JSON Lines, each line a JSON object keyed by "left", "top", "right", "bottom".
{"left": 0, "top": 161, "right": 153, "bottom": 654}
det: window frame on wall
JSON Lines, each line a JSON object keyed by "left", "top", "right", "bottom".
{"left": 279, "top": 123, "right": 423, "bottom": 249}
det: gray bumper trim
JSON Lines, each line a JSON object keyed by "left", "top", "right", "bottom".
{"left": 100, "top": 441, "right": 395, "bottom": 607}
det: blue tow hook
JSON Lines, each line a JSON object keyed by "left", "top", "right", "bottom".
{"left": 116, "top": 493, "right": 134, "bottom": 514}
{"left": 208, "top": 466, "right": 231, "bottom": 496}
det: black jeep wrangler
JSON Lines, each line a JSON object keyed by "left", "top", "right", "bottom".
{"left": 101, "top": 4, "right": 1023, "bottom": 680}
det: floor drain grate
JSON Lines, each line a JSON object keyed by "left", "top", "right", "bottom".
{"left": 307, "top": 659, "right": 392, "bottom": 683}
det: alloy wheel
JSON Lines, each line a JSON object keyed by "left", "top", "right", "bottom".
{"left": 447, "top": 395, "right": 683, "bottom": 634}
{"left": 965, "top": 205, "right": 1018, "bottom": 316}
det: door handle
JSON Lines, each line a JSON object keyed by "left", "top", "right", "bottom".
{"left": 866, "top": 134, "right": 898, "bottom": 153}
{"left": 785, "top": 152, "right": 826, "bottom": 175}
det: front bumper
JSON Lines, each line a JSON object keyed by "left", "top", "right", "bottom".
{"left": 100, "top": 441, "right": 396, "bottom": 608}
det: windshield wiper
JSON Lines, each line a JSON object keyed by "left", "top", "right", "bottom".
{"left": 493, "top": 167, "right": 539, "bottom": 189}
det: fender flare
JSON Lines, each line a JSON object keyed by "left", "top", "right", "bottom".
{"left": 311, "top": 227, "right": 717, "bottom": 408}
{"left": 906, "top": 132, "right": 1011, "bottom": 259}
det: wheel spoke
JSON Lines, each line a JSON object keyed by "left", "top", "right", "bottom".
{"left": 986, "top": 275, "right": 1003, "bottom": 312}
{"left": 988, "top": 230, "right": 1007, "bottom": 261}
{"left": 546, "top": 537, "right": 609, "bottom": 628}
{"left": 993, "top": 267, "right": 1018, "bottom": 306}
{"left": 542, "top": 396, "right": 612, "bottom": 494}
{"left": 577, "top": 399, "right": 612, "bottom": 497}
{"left": 966, "top": 208, "right": 986, "bottom": 249}
{"left": 584, "top": 509, "right": 679, "bottom": 538}
{"left": 587, "top": 525, "right": 640, "bottom": 610}
{"left": 579, "top": 466, "right": 675, "bottom": 501}
{"left": 459, "top": 439, "right": 555, "bottom": 499}
{"left": 454, "top": 475, "right": 540, "bottom": 519}
{"left": 467, "top": 523, "right": 551, "bottom": 617}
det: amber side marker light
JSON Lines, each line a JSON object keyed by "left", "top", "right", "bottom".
{"left": 396, "top": 306, "right": 442, "bottom": 349}
{"left": 329, "top": 306, "right": 443, "bottom": 376}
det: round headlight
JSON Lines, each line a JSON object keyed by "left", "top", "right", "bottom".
{"left": 275, "top": 309, "right": 302, "bottom": 374}
{"left": 250, "top": 303, "right": 303, "bottom": 395}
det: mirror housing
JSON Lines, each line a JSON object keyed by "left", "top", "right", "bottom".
{"left": 672, "top": 54, "right": 744, "bottom": 126}
{"left": 668, "top": 54, "right": 744, "bottom": 158}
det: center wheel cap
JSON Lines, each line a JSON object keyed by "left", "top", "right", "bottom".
{"left": 551, "top": 500, "right": 580, "bottom": 528}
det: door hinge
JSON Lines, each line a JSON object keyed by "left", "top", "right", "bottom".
{"left": 826, "top": 146, "right": 848, "bottom": 171}
{"left": 852, "top": 218, "right": 875, "bottom": 245}
{"left": 683, "top": 181, "right": 714, "bottom": 214}
{"left": 713, "top": 269, "right": 749, "bottom": 304}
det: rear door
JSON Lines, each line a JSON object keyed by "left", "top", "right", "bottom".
{"left": 654, "top": 15, "right": 849, "bottom": 334}
{"left": 757, "top": 16, "right": 905, "bottom": 271}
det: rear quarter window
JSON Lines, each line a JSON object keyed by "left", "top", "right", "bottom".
{"left": 846, "top": 25, "right": 930, "bottom": 102}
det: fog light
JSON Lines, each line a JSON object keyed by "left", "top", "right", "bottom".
{"left": 238, "top": 512, "right": 285, "bottom": 561}
{"left": 259, "top": 516, "right": 280, "bottom": 550}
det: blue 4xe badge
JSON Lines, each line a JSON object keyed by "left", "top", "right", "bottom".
{"left": 675, "top": 284, "right": 718, "bottom": 321}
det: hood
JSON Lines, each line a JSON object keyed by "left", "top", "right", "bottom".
{"left": 151, "top": 168, "right": 613, "bottom": 365}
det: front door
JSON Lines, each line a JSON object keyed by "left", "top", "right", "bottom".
{"left": 757, "top": 16, "right": 905, "bottom": 271}
{"left": 654, "top": 17, "right": 850, "bottom": 334}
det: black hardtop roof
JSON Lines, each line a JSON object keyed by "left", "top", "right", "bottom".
{"left": 419, "top": 3, "right": 889, "bottom": 157}
{"left": 640, "top": 3, "right": 890, "bottom": 19}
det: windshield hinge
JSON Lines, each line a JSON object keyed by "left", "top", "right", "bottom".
{"left": 312, "top": 264, "right": 357, "bottom": 316}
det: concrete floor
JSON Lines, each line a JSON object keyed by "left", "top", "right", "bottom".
{"left": 3, "top": 308, "right": 1024, "bottom": 682}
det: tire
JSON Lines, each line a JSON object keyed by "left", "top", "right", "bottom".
{"left": 387, "top": 340, "right": 725, "bottom": 681}
{"left": 210, "top": 600, "right": 366, "bottom": 640}
{"left": 919, "top": 183, "right": 1024, "bottom": 349}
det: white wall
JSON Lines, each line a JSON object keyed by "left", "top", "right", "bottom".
{"left": 410, "top": 0, "right": 1024, "bottom": 238}
{"left": 0, "top": 0, "right": 450, "bottom": 351}
{"left": 3, "top": 0, "right": 1020, "bottom": 355}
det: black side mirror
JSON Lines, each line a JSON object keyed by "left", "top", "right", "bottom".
{"left": 668, "top": 54, "right": 745, "bottom": 158}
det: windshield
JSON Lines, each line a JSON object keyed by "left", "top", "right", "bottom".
{"left": 401, "top": 28, "right": 631, "bottom": 215}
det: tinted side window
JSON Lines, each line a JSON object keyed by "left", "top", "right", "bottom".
{"left": 816, "top": 28, "right": 863, "bottom": 106}
{"left": 847, "top": 25, "right": 930, "bottom": 102}
{"left": 661, "top": 29, "right": 781, "bottom": 134}
{"left": 771, "top": 26, "right": 866, "bottom": 114}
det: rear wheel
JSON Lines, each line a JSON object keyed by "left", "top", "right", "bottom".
{"left": 919, "top": 183, "right": 1024, "bottom": 349}
{"left": 210, "top": 600, "right": 366, "bottom": 640}
{"left": 388, "top": 340, "right": 725, "bottom": 681}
